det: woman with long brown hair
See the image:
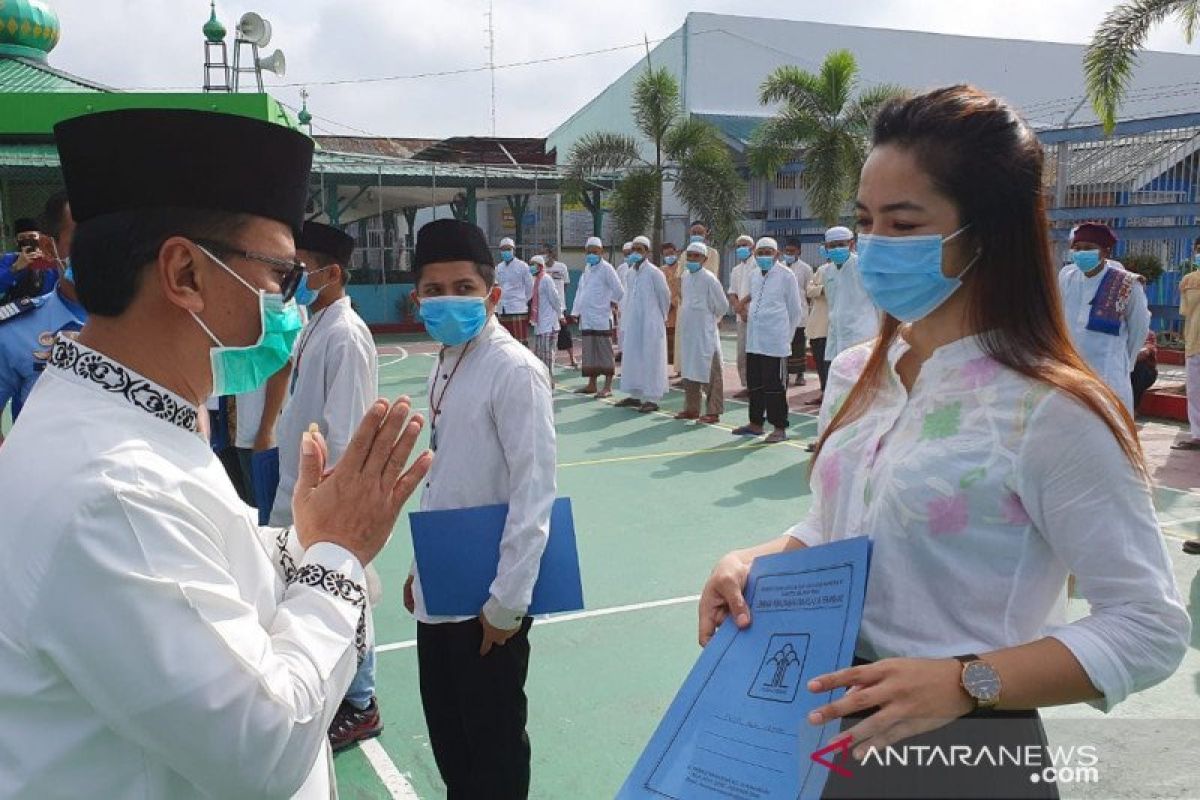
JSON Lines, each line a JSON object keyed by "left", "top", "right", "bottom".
{"left": 697, "top": 85, "right": 1190, "bottom": 798}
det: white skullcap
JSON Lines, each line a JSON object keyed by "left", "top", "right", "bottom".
{"left": 824, "top": 226, "right": 853, "bottom": 243}
{"left": 685, "top": 241, "right": 708, "bottom": 257}
{"left": 499, "top": 237, "right": 515, "bottom": 248}
{"left": 736, "top": 234, "right": 754, "bottom": 245}
{"left": 585, "top": 236, "right": 603, "bottom": 248}
{"left": 755, "top": 236, "right": 778, "bottom": 251}
{"left": 530, "top": 255, "right": 546, "bottom": 265}
{"left": 632, "top": 235, "right": 652, "bottom": 249}
{"left": 622, "top": 241, "right": 633, "bottom": 252}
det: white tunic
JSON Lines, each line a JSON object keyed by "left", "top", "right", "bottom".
{"left": 571, "top": 260, "right": 624, "bottom": 331}
{"left": 788, "top": 259, "right": 815, "bottom": 323}
{"left": 531, "top": 275, "right": 564, "bottom": 336}
{"left": 747, "top": 263, "right": 805, "bottom": 358}
{"left": 618, "top": 262, "right": 671, "bottom": 400}
{"left": 728, "top": 257, "right": 754, "bottom": 301}
{"left": 823, "top": 254, "right": 880, "bottom": 359}
{"left": 271, "top": 297, "right": 378, "bottom": 527}
{"left": 0, "top": 337, "right": 364, "bottom": 799}
{"left": 1058, "top": 262, "right": 1151, "bottom": 413}
{"left": 546, "top": 260, "right": 570, "bottom": 303}
{"left": 792, "top": 336, "right": 1189, "bottom": 710}
{"left": 412, "top": 317, "right": 557, "bottom": 629}
{"left": 496, "top": 258, "right": 534, "bottom": 315}
{"left": 679, "top": 268, "right": 729, "bottom": 382}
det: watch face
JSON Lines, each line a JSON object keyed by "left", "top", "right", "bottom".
{"left": 963, "top": 662, "right": 1002, "bottom": 702}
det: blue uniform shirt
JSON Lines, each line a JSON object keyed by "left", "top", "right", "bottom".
{"left": 0, "top": 287, "right": 86, "bottom": 420}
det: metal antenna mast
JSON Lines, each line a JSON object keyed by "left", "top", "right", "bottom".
{"left": 485, "top": 0, "right": 497, "bottom": 136}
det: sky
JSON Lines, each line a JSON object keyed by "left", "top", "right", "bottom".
{"left": 46, "top": 0, "right": 1200, "bottom": 141}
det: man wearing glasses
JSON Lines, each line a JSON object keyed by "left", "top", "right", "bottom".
{"left": 0, "top": 108, "right": 430, "bottom": 798}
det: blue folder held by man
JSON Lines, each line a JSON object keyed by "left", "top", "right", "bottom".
{"left": 410, "top": 497, "right": 584, "bottom": 617}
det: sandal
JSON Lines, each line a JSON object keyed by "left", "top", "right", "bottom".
{"left": 595, "top": 389, "right": 612, "bottom": 399}
{"left": 674, "top": 411, "right": 700, "bottom": 421}
{"left": 638, "top": 402, "right": 660, "bottom": 413}
{"left": 1170, "top": 440, "right": 1200, "bottom": 451}
{"left": 698, "top": 415, "right": 720, "bottom": 424}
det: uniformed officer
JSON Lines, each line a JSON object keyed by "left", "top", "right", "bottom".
{"left": 0, "top": 193, "right": 83, "bottom": 441}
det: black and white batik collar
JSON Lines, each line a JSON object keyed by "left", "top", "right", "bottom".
{"left": 49, "top": 335, "right": 200, "bottom": 434}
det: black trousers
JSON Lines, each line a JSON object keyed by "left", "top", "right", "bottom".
{"left": 789, "top": 327, "right": 808, "bottom": 376}
{"left": 1131, "top": 361, "right": 1157, "bottom": 410}
{"left": 811, "top": 337, "right": 829, "bottom": 390}
{"left": 747, "top": 352, "right": 789, "bottom": 429}
{"left": 418, "top": 618, "right": 534, "bottom": 800}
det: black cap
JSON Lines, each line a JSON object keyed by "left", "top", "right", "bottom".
{"left": 298, "top": 221, "right": 355, "bottom": 264}
{"left": 14, "top": 218, "right": 39, "bottom": 234}
{"left": 54, "top": 108, "right": 314, "bottom": 233}
{"left": 414, "top": 218, "right": 492, "bottom": 271}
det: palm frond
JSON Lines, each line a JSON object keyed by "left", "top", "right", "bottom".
{"left": 758, "top": 64, "right": 825, "bottom": 115}
{"left": 672, "top": 146, "right": 746, "bottom": 245}
{"left": 1085, "top": 0, "right": 1186, "bottom": 134}
{"left": 818, "top": 49, "right": 858, "bottom": 117}
{"left": 663, "top": 116, "right": 726, "bottom": 162}
{"left": 610, "top": 168, "right": 659, "bottom": 242}
{"left": 800, "top": 134, "right": 855, "bottom": 226}
{"left": 1179, "top": 0, "right": 1200, "bottom": 40}
{"left": 632, "top": 67, "right": 681, "bottom": 146}
{"left": 842, "top": 83, "right": 908, "bottom": 135}
{"left": 566, "top": 132, "right": 645, "bottom": 177}
{"left": 745, "top": 113, "right": 824, "bottom": 178}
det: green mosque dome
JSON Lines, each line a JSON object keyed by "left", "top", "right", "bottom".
{"left": 203, "top": 2, "right": 226, "bottom": 44}
{"left": 0, "top": 0, "right": 60, "bottom": 62}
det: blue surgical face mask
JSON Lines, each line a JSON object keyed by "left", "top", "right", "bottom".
{"left": 419, "top": 296, "right": 489, "bottom": 347}
{"left": 585, "top": 253, "right": 601, "bottom": 266}
{"left": 664, "top": 255, "right": 677, "bottom": 265}
{"left": 292, "top": 267, "right": 332, "bottom": 306}
{"left": 500, "top": 250, "right": 514, "bottom": 263}
{"left": 191, "top": 246, "right": 304, "bottom": 396}
{"left": 1193, "top": 253, "right": 1200, "bottom": 268}
{"left": 783, "top": 254, "right": 797, "bottom": 266}
{"left": 756, "top": 255, "right": 775, "bottom": 271}
{"left": 689, "top": 234, "right": 704, "bottom": 244}
{"left": 1071, "top": 249, "right": 1102, "bottom": 272}
{"left": 736, "top": 246, "right": 751, "bottom": 261}
{"left": 856, "top": 226, "right": 977, "bottom": 323}
{"left": 827, "top": 246, "right": 851, "bottom": 266}
{"left": 685, "top": 260, "right": 703, "bottom": 273}
{"left": 629, "top": 252, "right": 644, "bottom": 264}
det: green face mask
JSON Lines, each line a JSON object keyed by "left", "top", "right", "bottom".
{"left": 192, "top": 245, "right": 303, "bottom": 396}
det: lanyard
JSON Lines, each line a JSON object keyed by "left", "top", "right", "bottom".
{"left": 429, "top": 339, "right": 473, "bottom": 452}
{"left": 289, "top": 304, "right": 334, "bottom": 395}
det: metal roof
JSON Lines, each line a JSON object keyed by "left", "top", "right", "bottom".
{"left": 0, "top": 56, "right": 110, "bottom": 93}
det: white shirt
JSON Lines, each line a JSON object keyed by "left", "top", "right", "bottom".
{"left": 823, "top": 254, "right": 880, "bottom": 359}
{"left": 618, "top": 262, "right": 671, "bottom": 401}
{"left": 234, "top": 384, "right": 269, "bottom": 449}
{"left": 571, "top": 260, "right": 624, "bottom": 331}
{"left": 728, "top": 257, "right": 754, "bottom": 301}
{"left": 679, "top": 267, "right": 729, "bottom": 382}
{"left": 787, "top": 258, "right": 814, "bottom": 322}
{"left": 1058, "top": 262, "right": 1151, "bottom": 413}
{"left": 792, "top": 336, "right": 1189, "bottom": 711}
{"left": 747, "top": 263, "right": 805, "bottom": 357}
{"left": 413, "top": 317, "right": 557, "bottom": 630}
{"left": 0, "top": 337, "right": 365, "bottom": 799}
{"left": 496, "top": 258, "right": 534, "bottom": 314}
{"left": 271, "top": 297, "right": 378, "bottom": 526}
{"left": 531, "top": 273, "right": 564, "bottom": 336}
{"left": 546, "top": 260, "right": 570, "bottom": 300}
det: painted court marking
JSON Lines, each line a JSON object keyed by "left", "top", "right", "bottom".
{"left": 375, "top": 594, "right": 700, "bottom": 655}
{"left": 360, "top": 738, "right": 421, "bottom": 800}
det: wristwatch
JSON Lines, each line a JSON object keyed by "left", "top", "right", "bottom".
{"left": 954, "top": 654, "right": 1001, "bottom": 710}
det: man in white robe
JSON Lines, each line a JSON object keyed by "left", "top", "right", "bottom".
{"left": 820, "top": 225, "right": 879, "bottom": 364}
{"left": 727, "top": 234, "right": 755, "bottom": 397}
{"left": 571, "top": 236, "right": 624, "bottom": 398}
{"left": 675, "top": 242, "right": 729, "bottom": 423}
{"left": 1059, "top": 222, "right": 1150, "bottom": 413}
{"left": 615, "top": 235, "right": 670, "bottom": 413}
{"left": 495, "top": 237, "right": 533, "bottom": 342}
{"left": 0, "top": 108, "right": 430, "bottom": 799}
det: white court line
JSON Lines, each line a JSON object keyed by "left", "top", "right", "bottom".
{"left": 377, "top": 347, "right": 409, "bottom": 369}
{"left": 376, "top": 594, "right": 700, "bottom": 654}
{"left": 360, "top": 738, "right": 421, "bottom": 800}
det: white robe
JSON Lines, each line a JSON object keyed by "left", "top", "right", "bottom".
{"left": 571, "top": 260, "right": 624, "bottom": 331}
{"left": 1058, "top": 262, "right": 1151, "bottom": 412}
{"left": 823, "top": 254, "right": 880, "bottom": 360}
{"left": 271, "top": 296, "right": 378, "bottom": 527}
{"left": 531, "top": 275, "right": 564, "bottom": 336}
{"left": 679, "top": 267, "right": 729, "bottom": 382}
{"left": 747, "top": 263, "right": 805, "bottom": 358}
{"left": 0, "top": 337, "right": 363, "bottom": 799}
{"left": 618, "top": 262, "right": 671, "bottom": 400}
{"left": 788, "top": 259, "right": 815, "bottom": 323}
{"left": 496, "top": 258, "right": 533, "bottom": 315}
{"left": 616, "top": 261, "right": 632, "bottom": 346}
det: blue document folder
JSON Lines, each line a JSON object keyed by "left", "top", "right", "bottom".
{"left": 409, "top": 497, "right": 584, "bottom": 617}
{"left": 620, "top": 536, "right": 872, "bottom": 800}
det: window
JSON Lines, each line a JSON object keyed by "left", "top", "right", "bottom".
{"left": 772, "top": 207, "right": 795, "bottom": 220}
{"left": 774, "top": 172, "right": 798, "bottom": 190}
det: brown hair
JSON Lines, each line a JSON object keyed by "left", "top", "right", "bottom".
{"left": 813, "top": 85, "right": 1144, "bottom": 473}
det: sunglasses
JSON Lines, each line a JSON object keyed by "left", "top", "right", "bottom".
{"left": 194, "top": 239, "right": 308, "bottom": 302}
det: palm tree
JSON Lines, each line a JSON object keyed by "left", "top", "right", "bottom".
{"left": 566, "top": 66, "right": 744, "bottom": 251}
{"left": 746, "top": 50, "right": 904, "bottom": 227}
{"left": 1085, "top": 0, "right": 1199, "bottom": 134}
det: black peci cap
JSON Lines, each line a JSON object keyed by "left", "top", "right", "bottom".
{"left": 414, "top": 218, "right": 492, "bottom": 271}
{"left": 298, "top": 221, "right": 355, "bottom": 264}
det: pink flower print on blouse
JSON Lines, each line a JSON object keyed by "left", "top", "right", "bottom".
{"left": 1000, "top": 492, "right": 1032, "bottom": 526}
{"left": 961, "top": 355, "right": 1001, "bottom": 389}
{"left": 818, "top": 450, "right": 842, "bottom": 498}
{"left": 928, "top": 493, "right": 969, "bottom": 535}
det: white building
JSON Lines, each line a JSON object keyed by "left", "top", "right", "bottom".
{"left": 547, "top": 11, "right": 1200, "bottom": 271}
